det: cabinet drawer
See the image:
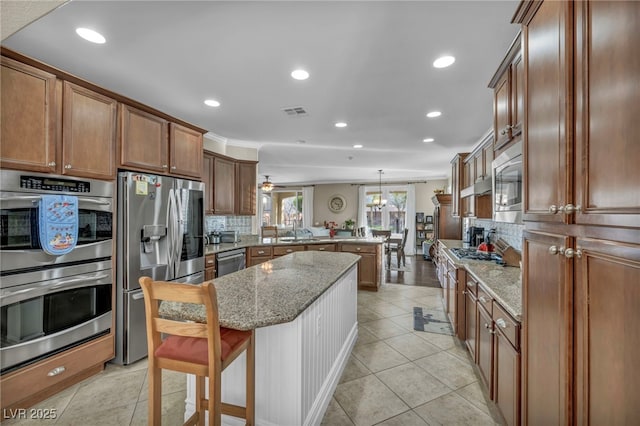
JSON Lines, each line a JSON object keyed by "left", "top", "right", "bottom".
{"left": 273, "top": 245, "right": 305, "bottom": 256}
{"left": 493, "top": 301, "right": 520, "bottom": 350}
{"left": 1, "top": 334, "right": 113, "bottom": 409}
{"left": 205, "top": 254, "right": 216, "bottom": 267}
{"left": 340, "top": 243, "right": 377, "bottom": 254}
{"left": 307, "top": 243, "right": 336, "bottom": 252}
{"left": 477, "top": 285, "right": 493, "bottom": 316}
{"left": 249, "top": 246, "right": 273, "bottom": 257}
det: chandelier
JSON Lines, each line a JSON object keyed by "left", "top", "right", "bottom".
{"left": 261, "top": 176, "right": 274, "bottom": 192}
{"left": 373, "top": 169, "right": 387, "bottom": 210}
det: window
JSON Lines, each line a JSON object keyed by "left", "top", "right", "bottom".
{"left": 366, "top": 187, "right": 407, "bottom": 232}
{"left": 262, "top": 190, "right": 303, "bottom": 226}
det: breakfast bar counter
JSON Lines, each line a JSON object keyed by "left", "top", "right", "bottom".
{"left": 160, "top": 251, "right": 361, "bottom": 426}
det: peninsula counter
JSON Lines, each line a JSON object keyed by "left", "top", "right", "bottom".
{"left": 159, "top": 251, "right": 361, "bottom": 426}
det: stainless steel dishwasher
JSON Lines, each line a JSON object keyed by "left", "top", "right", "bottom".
{"left": 216, "top": 248, "right": 246, "bottom": 277}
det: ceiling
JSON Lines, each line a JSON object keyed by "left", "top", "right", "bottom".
{"left": 2, "top": 0, "right": 520, "bottom": 186}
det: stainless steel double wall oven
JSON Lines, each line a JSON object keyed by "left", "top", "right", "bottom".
{"left": 0, "top": 170, "right": 114, "bottom": 373}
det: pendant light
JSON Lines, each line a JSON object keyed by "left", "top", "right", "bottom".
{"left": 374, "top": 169, "right": 387, "bottom": 209}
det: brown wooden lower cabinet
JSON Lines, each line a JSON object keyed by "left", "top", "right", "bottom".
{"left": 306, "top": 243, "right": 336, "bottom": 252}
{"left": 246, "top": 246, "right": 273, "bottom": 267}
{"left": 0, "top": 334, "right": 113, "bottom": 411}
{"left": 464, "top": 279, "right": 478, "bottom": 362}
{"left": 204, "top": 254, "right": 215, "bottom": 280}
{"left": 273, "top": 244, "right": 305, "bottom": 257}
{"left": 339, "top": 243, "right": 381, "bottom": 291}
{"left": 476, "top": 304, "right": 494, "bottom": 397}
{"left": 494, "top": 319, "right": 520, "bottom": 426}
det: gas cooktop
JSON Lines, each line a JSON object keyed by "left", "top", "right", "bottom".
{"left": 450, "top": 247, "right": 504, "bottom": 263}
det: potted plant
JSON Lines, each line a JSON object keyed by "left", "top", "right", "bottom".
{"left": 344, "top": 219, "right": 355, "bottom": 230}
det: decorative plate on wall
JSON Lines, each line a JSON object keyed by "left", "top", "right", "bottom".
{"left": 328, "top": 194, "right": 346, "bottom": 213}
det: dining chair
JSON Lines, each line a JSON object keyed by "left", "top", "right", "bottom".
{"left": 371, "top": 230, "right": 392, "bottom": 268}
{"left": 139, "top": 277, "right": 255, "bottom": 426}
{"left": 389, "top": 228, "right": 409, "bottom": 268}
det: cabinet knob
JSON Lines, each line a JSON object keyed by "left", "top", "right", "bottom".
{"left": 64, "top": 164, "right": 72, "bottom": 169}
{"left": 496, "top": 318, "right": 508, "bottom": 329}
{"left": 549, "top": 245, "right": 559, "bottom": 255}
{"left": 48, "top": 161, "right": 56, "bottom": 167}
{"left": 258, "top": 250, "right": 265, "bottom": 255}
{"left": 286, "top": 249, "right": 292, "bottom": 253}
{"left": 563, "top": 248, "right": 582, "bottom": 259}
{"left": 162, "top": 164, "right": 168, "bottom": 169}
{"left": 560, "top": 204, "right": 582, "bottom": 215}
{"left": 319, "top": 248, "right": 325, "bottom": 251}
{"left": 171, "top": 166, "right": 177, "bottom": 170}
{"left": 356, "top": 247, "right": 361, "bottom": 251}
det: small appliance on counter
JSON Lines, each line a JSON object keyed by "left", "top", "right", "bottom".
{"left": 220, "top": 230, "right": 240, "bottom": 243}
{"left": 467, "top": 226, "right": 485, "bottom": 247}
{"left": 208, "top": 231, "right": 221, "bottom": 245}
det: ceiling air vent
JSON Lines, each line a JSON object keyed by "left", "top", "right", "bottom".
{"left": 281, "top": 106, "right": 308, "bottom": 116}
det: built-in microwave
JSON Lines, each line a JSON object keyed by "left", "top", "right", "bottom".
{"left": 492, "top": 140, "right": 523, "bottom": 223}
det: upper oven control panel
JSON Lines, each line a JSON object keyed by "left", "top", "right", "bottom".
{"left": 20, "top": 175, "right": 91, "bottom": 192}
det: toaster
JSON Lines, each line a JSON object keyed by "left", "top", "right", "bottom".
{"left": 220, "top": 230, "right": 240, "bottom": 243}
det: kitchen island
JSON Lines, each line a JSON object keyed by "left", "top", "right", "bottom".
{"left": 160, "top": 251, "right": 361, "bottom": 426}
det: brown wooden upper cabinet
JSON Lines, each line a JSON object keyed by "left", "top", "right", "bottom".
{"left": 1, "top": 58, "right": 117, "bottom": 179}
{"left": 1, "top": 57, "right": 58, "bottom": 173}
{"left": 62, "top": 82, "right": 117, "bottom": 179}
{"left": 204, "top": 151, "right": 257, "bottom": 216}
{"left": 120, "top": 105, "right": 203, "bottom": 179}
{"left": 236, "top": 161, "right": 257, "bottom": 216}
{"left": 449, "top": 152, "right": 469, "bottom": 218}
{"left": 489, "top": 32, "right": 523, "bottom": 155}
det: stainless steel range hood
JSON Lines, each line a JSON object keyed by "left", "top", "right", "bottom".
{"left": 460, "top": 178, "right": 492, "bottom": 198}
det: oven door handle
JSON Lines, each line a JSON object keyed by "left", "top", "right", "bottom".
{"left": 0, "top": 196, "right": 111, "bottom": 209}
{"left": 0, "top": 273, "right": 111, "bottom": 307}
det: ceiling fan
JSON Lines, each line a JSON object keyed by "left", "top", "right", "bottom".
{"left": 260, "top": 175, "right": 285, "bottom": 192}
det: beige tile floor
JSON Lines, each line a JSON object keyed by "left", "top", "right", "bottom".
{"left": 4, "top": 279, "right": 503, "bottom": 425}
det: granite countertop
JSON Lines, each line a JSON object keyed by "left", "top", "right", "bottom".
{"left": 205, "top": 235, "right": 384, "bottom": 255}
{"left": 159, "top": 251, "right": 361, "bottom": 330}
{"left": 438, "top": 239, "right": 522, "bottom": 321}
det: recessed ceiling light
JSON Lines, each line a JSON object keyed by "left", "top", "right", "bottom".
{"left": 335, "top": 122, "right": 347, "bottom": 128}
{"left": 433, "top": 55, "right": 456, "bottom": 68}
{"left": 204, "top": 99, "right": 220, "bottom": 107}
{"left": 353, "top": 144, "right": 363, "bottom": 149}
{"left": 75, "top": 28, "right": 106, "bottom": 44}
{"left": 291, "top": 69, "right": 309, "bottom": 80}
{"left": 423, "top": 138, "right": 435, "bottom": 143}
{"left": 426, "top": 111, "right": 442, "bottom": 118}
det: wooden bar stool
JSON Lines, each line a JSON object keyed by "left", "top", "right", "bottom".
{"left": 139, "top": 277, "right": 255, "bottom": 426}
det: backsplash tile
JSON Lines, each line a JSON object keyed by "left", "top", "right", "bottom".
{"left": 205, "top": 215, "right": 252, "bottom": 235}
{"left": 471, "top": 219, "right": 524, "bottom": 251}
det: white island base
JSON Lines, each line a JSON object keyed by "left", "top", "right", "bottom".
{"left": 184, "top": 266, "right": 358, "bottom": 426}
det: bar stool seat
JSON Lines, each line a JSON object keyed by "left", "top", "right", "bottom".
{"left": 139, "top": 277, "right": 255, "bottom": 426}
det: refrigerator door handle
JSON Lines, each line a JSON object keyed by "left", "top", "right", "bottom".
{"left": 174, "top": 189, "right": 184, "bottom": 277}
{"left": 166, "top": 189, "right": 176, "bottom": 278}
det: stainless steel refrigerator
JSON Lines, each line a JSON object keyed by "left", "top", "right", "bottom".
{"left": 114, "top": 171, "right": 205, "bottom": 364}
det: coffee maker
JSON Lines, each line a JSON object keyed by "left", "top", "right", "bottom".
{"left": 467, "top": 226, "right": 485, "bottom": 247}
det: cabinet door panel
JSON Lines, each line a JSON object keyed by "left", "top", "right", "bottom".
{"left": 202, "top": 154, "right": 214, "bottom": 214}
{"left": 510, "top": 53, "right": 524, "bottom": 138}
{"left": 574, "top": 237, "right": 640, "bottom": 425}
{"left": 1, "top": 57, "right": 57, "bottom": 172}
{"left": 522, "top": 0, "right": 572, "bottom": 222}
{"left": 120, "top": 105, "right": 168, "bottom": 173}
{"left": 236, "top": 162, "right": 257, "bottom": 215}
{"left": 494, "top": 73, "right": 511, "bottom": 149}
{"left": 169, "top": 123, "right": 202, "bottom": 179}
{"left": 464, "top": 290, "right": 477, "bottom": 361}
{"left": 477, "top": 305, "right": 493, "bottom": 397}
{"left": 522, "top": 230, "right": 571, "bottom": 426}
{"left": 213, "top": 156, "right": 235, "bottom": 214}
{"left": 574, "top": 0, "right": 640, "bottom": 228}
{"left": 62, "top": 82, "right": 117, "bottom": 179}
{"left": 494, "top": 329, "right": 520, "bottom": 426}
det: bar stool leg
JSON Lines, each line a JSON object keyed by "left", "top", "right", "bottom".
{"left": 196, "top": 375, "right": 205, "bottom": 426}
{"left": 148, "top": 366, "right": 162, "bottom": 426}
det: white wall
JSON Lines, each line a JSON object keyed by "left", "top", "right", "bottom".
{"left": 311, "top": 179, "right": 449, "bottom": 228}
{"left": 203, "top": 136, "right": 258, "bottom": 161}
